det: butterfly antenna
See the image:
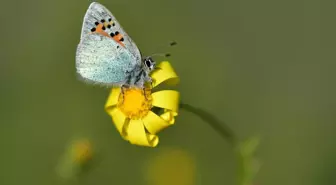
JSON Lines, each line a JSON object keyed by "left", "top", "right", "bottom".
{"left": 151, "top": 53, "right": 172, "bottom": 58}
{"left": 150, "top": 41, "right": 177, "bottom": 58}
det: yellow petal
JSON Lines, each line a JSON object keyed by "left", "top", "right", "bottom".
{"left": 109, "top": 108, "right": 127, "bottom": 139}
{"left": 150, "top": 61, "right": 179, "bottom": 88}
{"left": 160, "top": 111, "right": 176, "bottom": 124}
{"left": 152, "top": 90, "right": 180, "bottom": 113}
{"left": 143, "top": 111, "right": 173, "bottom": 134}
{"left": 126, "top": 120, "right": 159, "bottom": 147}
{"left": 104, "top": 88, "right": 121, "bottom": 109}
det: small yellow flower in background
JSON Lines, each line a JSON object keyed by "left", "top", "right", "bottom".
{"left": 71, "top": 139, "right": 92, "bottom": 164}
{"left": 56, "top": 138, "right": 93, "bottom": 180}
{"left": 105, "top": 61, "right": 180, "bottom": 147}
{"left": 144, "top": 148, "right": 196, "bottom": 185}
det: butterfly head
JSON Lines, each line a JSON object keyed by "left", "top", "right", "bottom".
{"left": 143, "top": 57, "right": 156, "bottom": 72}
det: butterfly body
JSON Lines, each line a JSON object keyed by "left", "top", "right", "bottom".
{"left": 76, "top": 2, "right": 155, "bottom": 88}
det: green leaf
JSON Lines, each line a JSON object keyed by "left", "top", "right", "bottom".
{"left": 237, "top": 136, "right": 261, "bottom": 185}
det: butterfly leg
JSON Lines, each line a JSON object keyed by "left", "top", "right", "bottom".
{"left": 150, "top": 79, "right": 154, "bottom": 89}
{"left": 148, "top": 78, "right": 154, "bottom": 88}
{"left": 142, "top": 87, "right": 149, "bottom": 101}
{"left": 120, "top": 85, "right": 130, "bottom": 104}
{"left": 143, "top": 76, "right": 154, "bottom": 101}
{"left": 144, "top": 75, "right": 153, "bottom": 87}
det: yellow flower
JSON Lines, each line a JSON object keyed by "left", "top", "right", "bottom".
{"left": 145, "top": 148, "right": 196, "bottom": 185}
{"left": 105, "top": 61, "right": 180, "bottom": 147}
{"left": 71, "top": 139, "right": 92, "bottom": 164}
{"left": 56, "top": 138, "right": 93, "bottom": 180}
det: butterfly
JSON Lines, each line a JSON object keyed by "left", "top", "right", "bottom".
{"left": 76, "top": 2, "right": 157, "bottom": 88}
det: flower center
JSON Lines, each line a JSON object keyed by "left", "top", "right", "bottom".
{"left": 117, "top": 87, "right": 153, "bottom": 119}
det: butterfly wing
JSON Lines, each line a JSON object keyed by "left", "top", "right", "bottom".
{"left": 76, "top": 33, "right": 136, "bottom": 86}
{"left": 76, "top": 2, "right": 142, "bottom": 86}
{"left": 80, "top": 2, "right": 141, "bottom": 62}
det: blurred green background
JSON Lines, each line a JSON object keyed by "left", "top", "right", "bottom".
{"left": 1, "top": 0, "right": 336, "bottom": 184}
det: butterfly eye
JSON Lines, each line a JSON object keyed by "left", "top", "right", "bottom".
{"left": 145, "top": 60, "right": 151, "bottom": 68}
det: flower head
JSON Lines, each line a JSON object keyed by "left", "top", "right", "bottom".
{"left": 145, "top": 148, "right": 196, "bottom": 185}
{"left": 56, "top": 138, "right": 93, "bottom": 180}
{"left": 71, "top": 139, "right": 92, "bottom": 164}
{"left": 105, "top": 61, "right": 180, "bottom": 147}
{"left": 117, "top": 87, "right": 153, "bottom": 120}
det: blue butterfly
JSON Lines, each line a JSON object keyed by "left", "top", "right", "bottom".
{"left": 76, "top": 2, "right": 156, "bottom": 88}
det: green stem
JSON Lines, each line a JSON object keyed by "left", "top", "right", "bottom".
{"left": 179, "top": 102, "right": 238, "bottom": 147}
{"left": 179, "top": 102, "right": 243, "bottom": 185}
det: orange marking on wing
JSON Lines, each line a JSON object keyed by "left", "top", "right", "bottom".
{"left": 90, "top": 23, "right": 125, "bottom": 48}
{"left": 94, "top": 24, "right": 109, "bottom": 37}
{"left": 112, "top": 34, "right": 125, "bottom": 47}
